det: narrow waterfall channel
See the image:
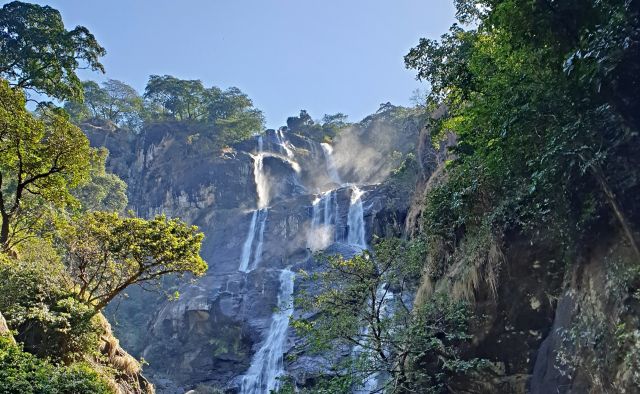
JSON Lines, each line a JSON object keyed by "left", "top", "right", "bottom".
{"left": 239, "top": 208, "right": 269, "bottom": 272}
{"left": 239, "top": 136, "right": 270, "bottom": 272}
{"left": 239, "top": 210, "right": 258, "bottom": 272}
{"left": 240, "top": 269, "right": 295, "bottom": 394}
{"left": 347, "top": 186, "right": 367, "bottom": 249}
{"left": 307, "top": 190, "right": 339, "bottom": 250}
{"left": 276, "top": 129, "right": 295, "bottom": 158}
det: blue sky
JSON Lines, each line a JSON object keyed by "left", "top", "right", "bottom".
{"left": 18, "top": 1, "right": 455, "bottom": 127}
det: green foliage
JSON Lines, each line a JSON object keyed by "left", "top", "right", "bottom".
{"left": 294, "top": 239, "right": 482, "bottom": 392}
{"left": 0, "top": 248, "right": 101, "bottom": 363}
{"left": 0, "top": 1, "right": 105, "bottom": 102}
{"left": 285, "top": 110, "right": 351, "bottom": 141}
{"left": 405, "top": 0, "right": 640, "bottom": 268}
{"left": 0, "top": 336, "right": 111, "bottom": 394}
{"left": 144, "top": 75, "right": 207, "bottom": 121}
{"left": 400, "top": 293, "right": 486, "bottom": 393}
{"left": 65, "top": 80, "right": 143, "bottom": 130}
{"left": 143, "top": 75, "right": 265, "bottom": 144}
{"left": 275, "top": 374, "right": 354, "bottom": 394}
{"left": 0, "top": 80, "right": 91, "bottom": 250}
{"left": 71, "top": 148, "right": 128, "bottom": 213}
{"left": 57, "top": 211, "right": 207, "bottom": 310}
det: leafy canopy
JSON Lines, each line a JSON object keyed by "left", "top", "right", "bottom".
{"left": 0, "top": 80, "right": 91, "bottom": 250}
{"left": 0, "top": 336, "right": 111, "bottom": 394}
{"left": 58, "top": 211, "right": 207, "bottom": 311}
{"left": 405, "top": 0, "right": 640, "bottom": 260}
{"left": 293, "top": 240, "right": 483, "bottom": 392}
{"left": 0, "top": 1, "right": 105, "bottom": 101}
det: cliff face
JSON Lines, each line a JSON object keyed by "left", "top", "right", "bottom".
{"left": 86, "top": 109, "right": 427, "bottom": 392}
{"left": 409, "top": 136, "right": 640, "bottom": 393}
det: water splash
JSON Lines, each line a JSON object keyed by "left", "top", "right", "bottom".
{"left": 240, "top": 269, "right": 295, "bottom": 394}
{"left": 321, "top": 142, "right": 342, "bottom": 185}
{"left": 347, "top": 186, "right": 366, "bottom": 248}
{"left": 307, "top": 190, "right": 338, "bottom": 251}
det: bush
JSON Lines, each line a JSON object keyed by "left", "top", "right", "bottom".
{"left": 0, "top": 252, "right": 101, "bottom": 363}
{"left": 0, "top": 336, "right": 111, "bottom": 394}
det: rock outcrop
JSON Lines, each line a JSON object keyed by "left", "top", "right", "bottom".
{"left": 88, "top": 109, "right": 427, "bottom": 392}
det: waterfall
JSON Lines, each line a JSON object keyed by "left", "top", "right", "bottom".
{"left": 240, "top": 269, "right": 295, "bottom": 394}
{"left": 321, "top": 143, "right": 342, "bottom": 185}
{"left": 239, "top": 210, "right": 259, "bottom": 272}
{"left": 307, "top": 190, "right": 338, "bottom": 251}
{"left": 347, "top": 186, "right": 366, "bottom": 248}
{"left": 238, "top": 209, "right": 269, "bottom": 272}
{"left": 251, "top": 209, "right": 269, "bottom": 271}
{"left": 323, "top": 190, "right": 337, "bottom": 229}
{"left": 276, "top": 129, "right": 295, "bottom": 158}
{"left": 252, "top": 154, "right": 269, "bottom": 209}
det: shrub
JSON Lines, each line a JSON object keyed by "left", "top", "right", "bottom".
{"left": 0, "top": 336, "right": 111, "bottom": 394}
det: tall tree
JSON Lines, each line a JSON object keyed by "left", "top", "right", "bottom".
{"left": 0, "top": 81, "right": 90, "bottom": 250}
{"left": 144, "top": 75, "right": 207, "bottom": 121}
{"left": 65, "top": 80, "right": 143, "bottom": 129}
{"left": 0, "top": 1, "right": 105, "bottom": 101}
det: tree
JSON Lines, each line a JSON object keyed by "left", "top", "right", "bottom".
{"left": 58, "top": 211, "right": 207, "bottom": 311}
{"left": 0, "top": 81, "right": 91, "bottom": 250}
{"left": 208, "top": 87, "right": 265, "bottom": 144}
{"left": 405, "top": 0, "right": 640, "bottom": 261}
{"left": 294, "top": 240, "right": 483, "bottom": 392}
{"left": 144, "top": 75, "right": 207, "bottom": 121}
{"left": 143, "top": 75, "right": 265, "bottom": 143}
{"left": 0, "top": 1, "right": 105, "bottom": 101}
{"left": 71, "top": 148, "right": 128, "bottom": 213}
{"left": 0, "top": 336, "right": 111, "bottom": 394}
{"left": 65, "top": 79, "right": 143, "bottom": 130}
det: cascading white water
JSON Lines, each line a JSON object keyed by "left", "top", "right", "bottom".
{"left": 307, "top": 190, "right": 339, "bottom": 251}
{"left": 253, "top": 154, "right": 269, "bottom": 209}
{"left": 347, "top": 186, "right": 366, "bottom": 249}
{"left": 239, "top": 136, "right": 271, "bottom": 272}
{"left": 323, "top": 190, "right": 337, "bottom": 229}
{"left": 251, "top": 209, "right": 269, "bottom": 271}
{"left": 252, "top": 135, "right": 270, "bottom": 209}
{"left": 276, "top": 129, "right": 295, "bottom": 158}
{"left": 240, "top": 269, "right": 295, "bottom": 394}
{"left": 239, "top": 210, "right": 259, "bottom": 272}
{"left": 238, "top": 208, "right": 269, "bottom": 272}
{"left": 321, "top": 143, "right": 342, "bottom": 185}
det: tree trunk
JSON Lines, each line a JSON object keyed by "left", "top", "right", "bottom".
{"left": 0, "top": 212, "right": 10, "bottom": 251}
{"left": 590, "top": 164, "right": 640, "bottom": 261}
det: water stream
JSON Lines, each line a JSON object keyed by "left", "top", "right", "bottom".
{"left": 239, "top": 210, "right": 258, "bottom": 272}
{"left": 276, "top": 129, "right": 295, "bottom": 158}
{"left": 240, "top": 269, "right": 295, "bottom": 394}
{"left": 347, "top": 186, "right": 366, "bottom": 249}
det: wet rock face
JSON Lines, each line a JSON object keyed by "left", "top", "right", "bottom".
{"left": 88, "top": 118, "right": 423, "bottom": 392}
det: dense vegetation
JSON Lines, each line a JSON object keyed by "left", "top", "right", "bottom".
{"left": 2, "top": 0, "right": 639, "bottom": 392}
{"left": 0, "top": 1, "right": 207, "bottom": 391}
{"left": 64, "top": 75, "right": 266, "bottom": 147}
{"left": 405, "top": 0, "right": 640, "bottom": 259}
{"left": 287, "top": 0, "right": 640, "bottom": 392}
